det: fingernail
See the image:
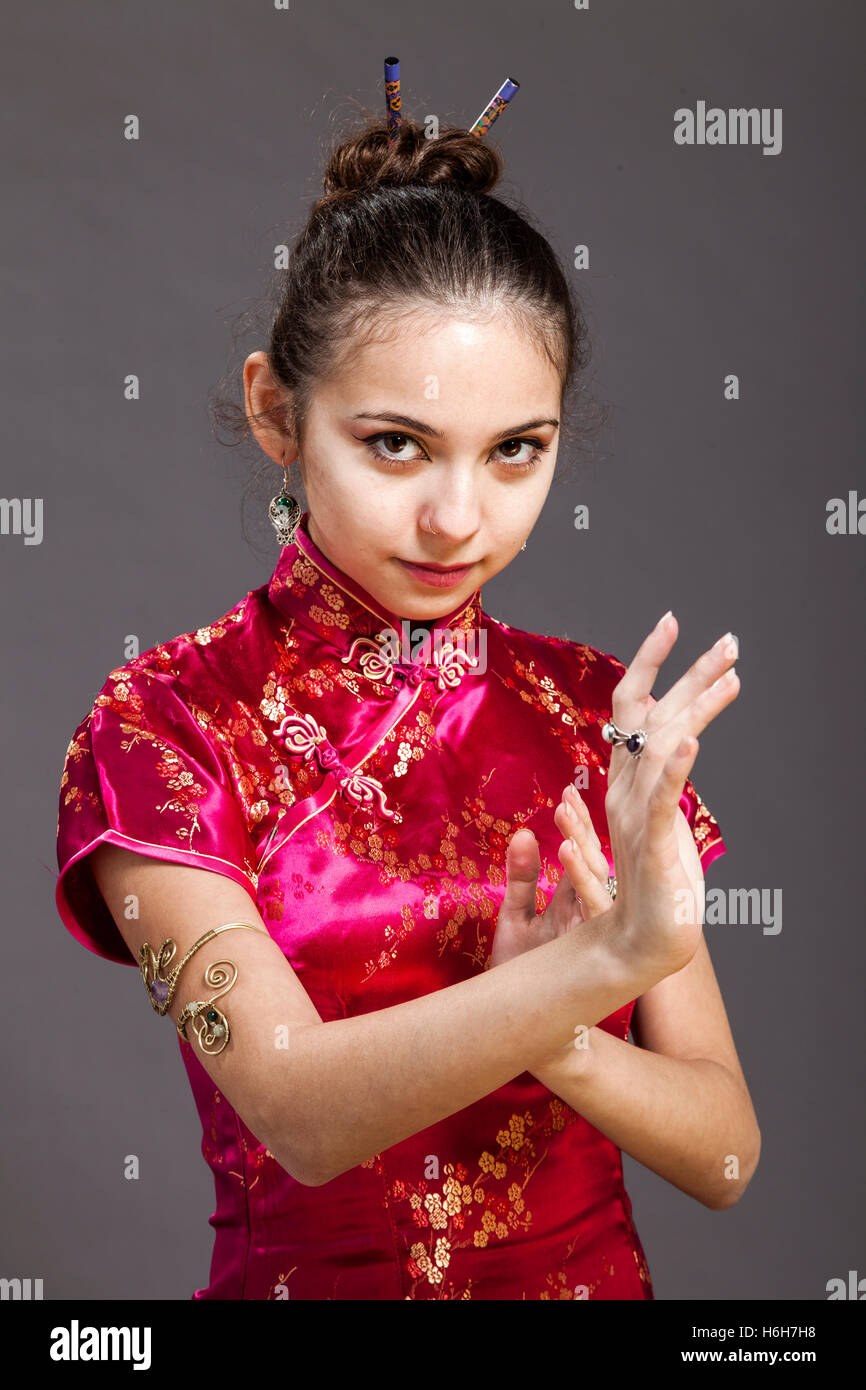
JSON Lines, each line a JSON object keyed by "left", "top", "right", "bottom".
{"left": 657, "top": 609, "right": 672, "bottom": 629}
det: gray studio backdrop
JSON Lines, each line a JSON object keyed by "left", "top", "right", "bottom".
{"left": 2, "top": 0, "right": 863, "bottom": 1300}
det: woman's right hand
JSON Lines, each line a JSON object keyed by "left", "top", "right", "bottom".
{"left": 602, "top": 613, "right": 740, "bottom": 980}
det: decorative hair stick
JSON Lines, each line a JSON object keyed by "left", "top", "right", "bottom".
{"left": 469, "top": 77, "right": 520, "bottom": 138}
{"left": 384, "top": 56, "right": 402, "bottom": 143}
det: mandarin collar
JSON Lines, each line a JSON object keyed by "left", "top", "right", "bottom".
{"left": 267, "top": 511, "right": 484, "bottom": 653}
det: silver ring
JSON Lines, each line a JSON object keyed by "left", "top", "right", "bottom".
{"left": 606, "top": 876, "right": 617, "bottom": 900}
{"left": 602, "top": 719, "right": 647, "bottom": 758}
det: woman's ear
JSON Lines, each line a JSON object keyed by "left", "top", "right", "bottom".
{"left": 243, "top": 351, "right": 295, "bottom": 465}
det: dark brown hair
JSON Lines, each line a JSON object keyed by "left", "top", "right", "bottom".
{"left": 210, "top": 113, "right": 608, "bottom": 538}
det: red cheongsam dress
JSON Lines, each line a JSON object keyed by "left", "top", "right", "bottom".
{"left": 55, "top": 511, "right": 726, "bottom": 1299}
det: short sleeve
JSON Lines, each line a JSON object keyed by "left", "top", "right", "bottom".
{"left": 55, "top": 666, "right": 259, "bottom": 966}
{"left": 678, "top": 775, "right": 727, "bottom": 873}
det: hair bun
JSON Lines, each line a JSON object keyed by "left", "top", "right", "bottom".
{"left": 321, "top": 118, "right": 503, "bottom": 198}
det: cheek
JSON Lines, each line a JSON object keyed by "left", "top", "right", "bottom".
{"left": 494, "top": 473, "right": 551, "bottom": 532}
{"left": 303, "top": 457, "right": 354, "bottom": 518}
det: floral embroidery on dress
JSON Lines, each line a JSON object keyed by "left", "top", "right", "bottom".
{"left": 190, "top": 603, "right": 248, "bottom": 646}
{"left": 461, "top": 776, "right": 556, "bottom": 866}
{"left": 58, "top": 732, "right": 102, "bottom": 819}
{"left": 688, "top": 785, "right": 724, "bottom": 859}
{"left": 78, "top": 677, "right": 209, "bottom": 853}
{"left": 360, "top": 901, "right": 417, "bottom": 981}
{"left": 362, "top": 1098, "right": 583, "bottom": 1299}
{"left": 490, "top": 645, "right": 613, "bottom": 770}
{"left": 432, "top": 880, "right": 498, "bottom": 969}
{"left": 632, "top": 1243, "right": 652, "bottom": 1289}
{"left": 535, "top": 1237, "right": 582, "bottom": 1299}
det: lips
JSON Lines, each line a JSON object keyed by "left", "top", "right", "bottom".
{"left": 396, "top": 558, "right": 475, "bottom": 589}
{"left": 401, "top": 561, "right": 472, "bottom": 573}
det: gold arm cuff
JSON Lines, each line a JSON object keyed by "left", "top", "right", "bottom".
{"left": 139, "top": 921, "right": 268, "bottom": 1028}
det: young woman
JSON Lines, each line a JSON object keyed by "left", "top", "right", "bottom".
{"left": 55, "top": 111, "right": 758, "bottom": 1301}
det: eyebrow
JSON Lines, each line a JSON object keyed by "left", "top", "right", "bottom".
{"left": 350, "top": 411, "right": 560, "bottom": 439}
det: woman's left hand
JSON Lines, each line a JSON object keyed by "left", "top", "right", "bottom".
{"left": 490, "top": 778, "right": 701, "bottom": 971}
{"left": 489, "top": 783, "right": 613, "bottom": 971}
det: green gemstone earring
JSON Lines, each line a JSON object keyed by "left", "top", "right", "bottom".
{"left": 269, "top": 458, "right": 301, "bottom": 546}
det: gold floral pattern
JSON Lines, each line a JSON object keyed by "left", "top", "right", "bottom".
{"left": 358, "top": 1096, "right": 601, "bottom": 1299}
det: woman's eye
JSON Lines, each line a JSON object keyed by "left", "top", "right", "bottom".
{"left": 365, "top": 433, "right": 423, "bottom": 466}
{"left": 362, "top": 432, "right": 548, "bottom": 472}
{"left": 494, "top": 438, "right": 546, "bottom": 469}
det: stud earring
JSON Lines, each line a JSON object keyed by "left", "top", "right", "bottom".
{"left": 269, "top": 457, "right": 301, "bottom": 546}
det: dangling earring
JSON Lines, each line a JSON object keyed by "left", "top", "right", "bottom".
{"left": 269, "top": 456, "right": 301, "bottom": 546}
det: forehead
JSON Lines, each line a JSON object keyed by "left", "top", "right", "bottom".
{"left": 318, "top": 307, "right": 560, "bottom": 412}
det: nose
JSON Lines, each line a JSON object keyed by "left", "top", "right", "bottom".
{"left": 420, "top": 474, "right": 482, "bottom": 546}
